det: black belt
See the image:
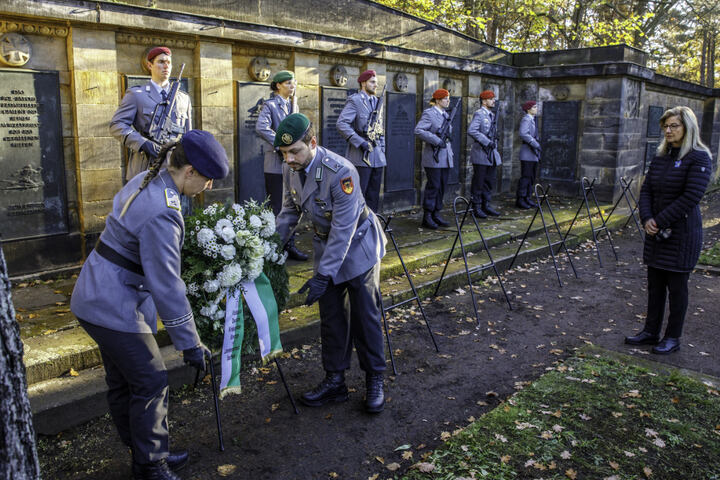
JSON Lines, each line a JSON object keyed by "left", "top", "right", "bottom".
{"left": 95, "top": 240, "right": 145, "bottom": 276}
{"left": 314, "top": 206, "right": 369, "bottom": 240}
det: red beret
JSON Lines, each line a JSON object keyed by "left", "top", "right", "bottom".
{"left": 358, "top": 69, "right": 376, "bottom": 84}
{"left": 522, "top": 101, "right": 537, "bottom": 112}
{"left": 479, "top": 90, "right": 495, "bottom": 100}
{"left": 432, "top": 89, "right": 450, "bottom": 100}
{"left": 147, "top": 46, "right": 171, "bottom": 62}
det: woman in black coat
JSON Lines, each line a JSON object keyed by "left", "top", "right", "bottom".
{"left": 625, "top": 106, "right": 712, "bottom": 354}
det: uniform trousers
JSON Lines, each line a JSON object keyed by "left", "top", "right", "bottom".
{"left": 516, "top": 160, "right": 537, "bottom": 200}
{"left": 317, "top": 262, "right": 386, "bottom": 373}
{"left": 423, "top": 167, "right": 449, "bottom": 212}
{"left": 471, "top": 164, "right": 497, "bottom": 205}
{"left": 644, "top": 266, "right": 690, "bottom": 339}
{"left": 357, "top": 166, "right": 383, "bottom": 212}
{"left": 79, "top": 319, "right": 169, "bottom": 464}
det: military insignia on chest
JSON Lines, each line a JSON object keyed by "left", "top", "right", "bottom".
{"left": 165, "top": 188, "right": 181, "bottom": 211}
{"left": 340, "top": 176, "right": 354, "bottom": 195}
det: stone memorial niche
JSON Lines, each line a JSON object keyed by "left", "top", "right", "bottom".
{"left": 384, "top": 92, "right": 416, "bottom": 208}
{"left": 647, "top": 105, "right": 664, "bottom": 138}
{"left": 539, "top": 101, "right": 580, "bottom": 182}
{"left": 0, "top": 70, "right": 67, "bottom": 241}
{"left": 320, "top": 86, "right": 356, "bottom": 155}
{"left": 236, "top": 82, "right": 271, "bottom": 203}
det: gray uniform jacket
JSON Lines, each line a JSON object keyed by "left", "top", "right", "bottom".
{"left": 518, "top": 114, "right": 540, "bottom": 162}
{"left": 468, "top": 106, "right": 502, "bottom": 166}
{"left": 414, "top": 106, "right": 454, "bottom": 169}
{"left": 255, "top": 93, "right": 296, "bottom": 174}
{"left": 109, "top": 81, "right": 192, "bottom": 179}
{"left": 70, "top": 169, "right": 200, "bottom": 351}
{"left": 276, "top": 146, "right": 387, "bottom": 284}
{"left": 336, "top": 92, "right": 387, "bottom": 168}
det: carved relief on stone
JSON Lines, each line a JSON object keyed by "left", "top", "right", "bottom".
{"left": 393, "top": 72, "right": 408, "bottom": 92}
{"left": 330, "top": 65, "right": 348, "bottom": 87}
{"left": 1, "top": 165, "right": 44, "bottom": 191}
{"left": 0, "top": 33, "right": 31, "bottom": 67}
{"left": 249, "top": 57, "right": 271, "bottom": 82}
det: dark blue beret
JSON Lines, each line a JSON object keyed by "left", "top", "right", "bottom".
{"left": 181, "top": 130, "right": 229, "bottom": 179}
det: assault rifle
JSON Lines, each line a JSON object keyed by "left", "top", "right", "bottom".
{"left": 432, "top": 98, "right": 460, "bottom": 164}
{"left": 482, "top": 106, "right": 499, "bottom": 158}
{"left": 362, "top": 85, "right": 386, "bottom": 166}
{"left": 146, "top": 63, "right": 186, "bottom": 146}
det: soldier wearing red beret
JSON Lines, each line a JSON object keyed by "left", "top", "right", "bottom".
{"left": 467, "top": 89, "right": 502, "bottom": 217}
{"left": 516, "top": 101, "right": 541, "bottom": 209}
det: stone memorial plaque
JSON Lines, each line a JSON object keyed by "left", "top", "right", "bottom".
{"left": 647, "top": 105, "right": 663, "bottom": 138}
{"left": 539, "top": 101, "right": 580, "bottom": 181}
{"left": 644, "top": 141, "right": 659, "bottom": 175}
{"left": 384, "top": 92, "right": 416, "bottom": 206}
{"left": 320, "top": 86, "right": 355, "bottom": 155}
{"left": 448, "top": 100, "right": 463, "bottom": 185}
{"left": 0, "top": 70, "right": 67, "bottom": 241}
{"left": 236, "top": 82, "right": 271, "bottom": 203}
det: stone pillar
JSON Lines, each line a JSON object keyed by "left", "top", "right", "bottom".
{"left": 195, "top": 41, "right": 234, "bottom": 204}
{"left": 701, "top": 97, "right": 720, "bottom": 177}
{"left": 68, "top": 27, "right": 122, "bottom": 244}
{"left": 290, "top": 52, "right": 320, "bottom": 127}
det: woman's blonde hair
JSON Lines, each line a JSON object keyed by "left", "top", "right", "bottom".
{"left": 656, "top": 106, "right": 711, "bottom": 159}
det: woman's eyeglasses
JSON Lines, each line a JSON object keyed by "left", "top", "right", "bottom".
{"left": 662, "top": 123, "right": 683, "bottom": 131}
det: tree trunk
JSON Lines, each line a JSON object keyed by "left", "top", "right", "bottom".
{"left": 701, "top": 31, "right": 707, "bottom": 85}
{"left": 0, "top": 242, "right": 41, "bottom": 479}
{"left": 708, "top": 33, "right": 716, "bottom": 88}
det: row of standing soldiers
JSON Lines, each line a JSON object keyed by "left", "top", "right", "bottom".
{"left": 83, "top": 45, "right": 546, "bottom": 479}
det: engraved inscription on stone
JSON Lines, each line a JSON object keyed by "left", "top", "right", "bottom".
{"left": 647, "top": 105, "right": 664, "bottom": 138}
{"left": 539, "top": 101, "right": 580, "bottom": 180}
{"left": 385, "top": 92, "right": 415, "bottom": 193}
{"left": 0, "top": 69, "right": 67, "bottom": 240}
{"left": 320, "top": 87, "right": 356, "bottom": 155}
{"left": 236, "top": 82, "right": 271, "bottom": 203}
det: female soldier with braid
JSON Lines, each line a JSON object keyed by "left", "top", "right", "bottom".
{"left": 71, "top": 130, "right": 229, "bottom": 480}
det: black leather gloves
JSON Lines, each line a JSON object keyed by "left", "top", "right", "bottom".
{"left": 183, "top": 343, "right": 211, "bottom": 372}
{"left": 141, "top": 140, "right": 162, "bottom": 159}
{"left": 360, "top": 141, "right": 371, "bottom": 152}
{"left": 298, "top": 273, "right": 331, "bottom": 306}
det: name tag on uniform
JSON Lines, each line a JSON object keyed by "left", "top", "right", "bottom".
{"left": 165, "top": 188, "right": 181, "bottom": 211}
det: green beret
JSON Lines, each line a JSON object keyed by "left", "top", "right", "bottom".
{"left": 274, "top": 113, "right": 311, "bottom": 147}
{"left": 272, "top": 70, "right": 294, "bottom": 83}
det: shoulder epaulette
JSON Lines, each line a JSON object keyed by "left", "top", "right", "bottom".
{"left": 321, "top": 156, "right": 340, "bottom": 173}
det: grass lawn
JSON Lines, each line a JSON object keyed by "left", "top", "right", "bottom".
{"left": 699, "top": 241, "right": 720, "bottom": 266}
{"left": 399, "top": 351, "right": 720, "bottom": 480}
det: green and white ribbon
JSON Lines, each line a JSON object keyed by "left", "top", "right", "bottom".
{"left": 219, "top": 272, "right": 283, "bottom": 399}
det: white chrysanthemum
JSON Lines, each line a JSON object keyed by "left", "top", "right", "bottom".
{"left": 220, "top": 244, "right": 236, "bottom": 260}
{"left": 270, "top": 251, "right": 279, "bottom": 262}
{"left": 219, "top": 226, "right": 236, "bottom": 243}
{"left": 214, "top": 309, "right": 225, "bottom": 320}
{"left": 248, "top": 215, "right": 262, "bottom": 230}
{"left": 231, "top": 204, "right": 245, "bottom": 217}
{"left": 260, "top": 210, "right": 276, "bottom": 237}
{"left": 215, "top": 218, "right": 233, "bottom": 234}
{"left": 202, "top": 205, "right": 217, "bottom": 215}
{"left": 196, "top": 228, "right": 216, "bottom": 247}
{"left": 186, "top": 283, "right": 199, "bottom": 296}
{"left": 203, "top": 279, "right": 220, "bottom": 293}
{"left": 246, "top": 258, "right": 264, "bottom": 281}
{"left": 235, "top": 230, "right": 251, "bottom": 247}
{"left": 277, "top": 250, "right": 288, "bottom": 265}
{"left": 219, "top": 263, "right": 243, "bottom": 287}
{"left": 200, "top": 303, "right": 218, "bottom": 317}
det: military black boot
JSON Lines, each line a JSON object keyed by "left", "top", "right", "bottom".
{"left": 421, "top": 211, "right": 439, "bottom": 229}
{"left": 364, "top": 372, "right": 385, "bottom": 413}
{"left": 432, "top": 210, "right": 450, "bottom": 227}
{"left": 132, "top": 450, "right": 188, "bottom": 477}
{"left": 471, "top": 203, "right": 487, "bottom": 219}
{"left": 132, "top": 459, "right": 181, "bottom": 480}
{"left": 525, "top": 196, "right": 538, "bottom": 208}
{"left": 482, "top": 202, "right": 501, "bottom": 216}
{"left": 300, "top": 371, "right": 348, "bottom": 407}
{"left": 515, "top": 197, "right": 531, "bottom": 209}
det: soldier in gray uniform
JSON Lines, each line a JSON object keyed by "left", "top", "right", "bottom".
{"left": 275, "top": 113, "right": 388, "bottom": 413}
{"left": 468, "top": 90, "right": 502, "bottom": 218}
{"left": 516, "top": 101, "right": 541, "bottom": 209}
{"left": 336, "top": 69, "right": 386, "bottom": 212}
{"left": 414, "top": 88, "right": 453, "bottom": 229}
{"left": 255, "top": 70, "right": 307, "bottom": 261}
{"left": 71, "top": 130, "right": 229, "bottom": 480}
{"left": 110, "top": 46, "right": 192, "bottom": 182}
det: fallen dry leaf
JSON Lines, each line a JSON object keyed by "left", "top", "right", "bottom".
{"left": 500, "top": 455, "right": 511, "bottom": 463}
{"left": 386, "top": 462, "right": 401, "bottom": 471}
{"left": 644, "top": 466, "right": 653, "bottom": 477}
{"left": 329, "top": 473, "right": 339, "bottom": 479}
{"left": 566, "top": 468, "right": 578, "bottom": 479}
{"left": 609, "top": 461, "right": 619, "bottom": 470}
{"left": 413, "top": 462, "right": 435, "bottom": 473}
{"left": 69, "top": 368, "right": 79, "bottom": 377}
{"left": 375, "top": 456, "right": 384, "bottom": 464}
{"left": 402, "top": 451, "right": 413, "bottom": 460}
{"left": 560, "top": 450, "right": 571, "bottom": 459}
{"left": 367, "top": 474, "right": 379, "bottom": 480}
{"left": 217, "top": 464, "right": 237, "bottom": 476}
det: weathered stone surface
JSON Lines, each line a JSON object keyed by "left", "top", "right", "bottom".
{"left": 198, "top": 79, "right": 233, "bottom": 107}
{"left": 74, "top": 104, "right": 117, "bottom": 137}
{"left": 585, "top": 78, "right": 623, "bottom": 100}
{"left": 81, "top": 200, "right": 114, "bottom": 233}
{"left": 73, "top": 71, "right": 119, "bottom": 104}
{"left": 69, "top": 28, "right": 117, "bottom": 72}
{"left": 79, "top": 169, "right": 122, "bottom": 202}
{"left": 198, "top": 106, "right": 234, "bottom": 136}
{"left": 78, "top": 137, "right": 121, "bottom": 170}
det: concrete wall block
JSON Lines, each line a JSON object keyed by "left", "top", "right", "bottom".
{"left": 617, "top": 149, "right": 643, "bottom": 168}
{"left": 78, "top": 137, "right": 122, "bottom": 170}
{"left": 82, "top": 200, "right": 114, "bottom": 233}
{"left": 79, "top": 169, "right": 123, "bottom": 202}
{"left": 468, "top": 75, "right": 483, "bottom": 97}
{"left": 198, "top": 106, "right": 234, "bottom": 135}
{"left": 198, "top": 45, "right": 233, "bottom": 80}
{"left": 294, "top": 85, "right": 319, "bottom": 125}
{"left": 199, "top": 79, "right": 233, "bottom": 107}
{"left": 73, "top": 71, "right": 119, "bottom": 105}
{"left": 292, "top": 52, "right": 320, "bottom": 68}
{"left": 70, "top": 28, "right": 117, "bottom": 72}
{"left": 421, "top": 69, "right": 439, "bottom": 104}
{"left": 581, "top": 133, "right": 603, "bottom": 150}
{"left": 580, "top": 150, "right": 618, "bottom": 168}
{"left": 23, "top": 34, "right": 68, "bottom": 71}
{"left": 75, "top": 104, "right": 117, "bottom": 137}
{"left": 585, "top": 78, "right": 623, "bottom": 100}
{"left": 583, "top": 116, "right": 622, "bottom": 134}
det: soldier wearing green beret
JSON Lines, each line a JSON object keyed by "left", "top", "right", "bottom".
{"left": 255, "top": 70, "right": 308, "bottom": 261}
{"left": 275, "top": 113, "right": 389, "bottom": 413}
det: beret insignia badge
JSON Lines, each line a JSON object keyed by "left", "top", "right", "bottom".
{"left": 340, "top": 176, "right": 354, "bottom": 195}
{"left": 281, "top": 133, "right": 293, "bottom": 145}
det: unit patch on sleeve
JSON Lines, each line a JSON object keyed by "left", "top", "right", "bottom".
{"left": 340, "top": 176, "right": 354, "bottom": 195}
{"left": 165, "top": 188, "right": 181, "bottom": 211}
